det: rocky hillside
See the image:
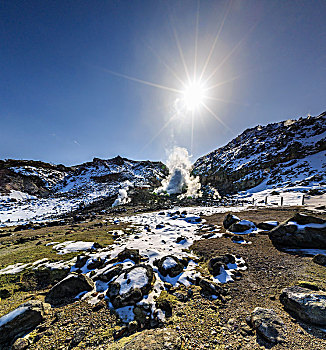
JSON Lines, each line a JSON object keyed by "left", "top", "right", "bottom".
{"left": 0, "top": 156, "right": 167, "bottom": 199}
{"left": 0, "top": 159, "right": 70, "bottom": 197}
{"left": 193, "top": 111, "right": 326, "bottom": 195}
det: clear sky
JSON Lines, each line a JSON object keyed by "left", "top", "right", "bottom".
{"left": 1, "top": 0, "right": 325, "bottom": 165}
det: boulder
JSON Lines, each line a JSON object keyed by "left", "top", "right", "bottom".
{"left": 93, "top": 264, "right": 123, "bottom": 282}
{"left": 75, "top": 254, "right": 89, "bottom": 268}
{"left": 107, "top": 264, "right": 154, "bottom": 308}
{"left": 0, "top": 300, "right": 50, "bottom": 348}
{"left": 229, "top": 220, "right": 255, "bottom": 233}
{"left": 86, "top": 257, "right": 106, "bottom": 270}
{"left": 157, "top": 256, "right": 184, "bottom": 278}
{"left": 257, "top": 221, "right": 279, "bottom": 231}
{"left": 208, "top": 254, "right": 236, "bottom": 276}
{"left": 280, "top": 286, "right": 326, "bottom": 326}
{"left": 123, "top": 328, "right": 182, "bottom": 350}
{"left": 45, "top": 273, "right": 94, "bottom": 305}
{"left": 269, "top": 213, "right": 326, "bottom": 248}
{"left": 117, "top": 248, "right": 141, "bottom": 264}
{"left": 250, "top": 307, "right": 286, "bottom": 343}
{"left": 312, "top": 254, "right": 326, "bottom": 266}
{"left": 198, "top": 277, "right": 224, "bottom": 297}
{"left": 223, "top": 213, "right": 240, "bottom": 229}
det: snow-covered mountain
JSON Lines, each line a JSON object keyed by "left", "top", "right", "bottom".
{"left": 193, "top": 112, "right": 326, "bottom": 195}
{"left": 0, "top": 156, "right": 168, "bottom": 225}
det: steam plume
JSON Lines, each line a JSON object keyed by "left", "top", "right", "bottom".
{"left": 158, "top": 147, "right": 201, "bottom": 197}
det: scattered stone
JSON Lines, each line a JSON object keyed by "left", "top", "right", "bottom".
{"left": 0, "top": 300, "right": 50, "bottom": 348}
{"left": 107, "top": 264, "right": 154, "bottom": 308}
{"left": 250, "top": 307, "right": 286, "bottom": 343}
{"left": 312, "top": 254, "right": 326, "bottom": 266}
{"left": 45, "top": 273, "right": 94, "bottom": 306}
{"left": 223, "top": 214, "right": 240, "bottom": 229}
{"left": 122, "top": 328, "right": 182, "bottom": 350}
{"left": 280, "top": 286, "right": 326, "bottom": 326}
{"left": 157, "top": 256, "right": 184, "bottom": 278}
{"left": 269, "top": 213, "right": 326, "bottom": 248}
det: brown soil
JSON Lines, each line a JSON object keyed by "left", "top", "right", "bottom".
{"left": 191, "top": 207, "right": 326, "bottom": 349}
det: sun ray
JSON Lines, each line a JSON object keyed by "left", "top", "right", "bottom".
{"left": 203, "top": 95, "right": 246, "bottom": 107}
{"left": 102, "top": 68, "right": 182, "bottom": 94}
{"left": 140, "top": 113, "right": 176, "bottom": 152}
{"left": 199, "top": 0, "right": 232, "bottom": 82}
{"left": 144, "top": 41, "right": 186, "bottom": 87}
{"left": 191, "top": 110, "right": 195, "bottom": 155}
{"left": 204, "top": 73, "right": 244, "bottom": 91}
{"left": 193, "top": 0, "right": 200, "bottom": 79}
{"left": 167, "top": 7, "right": 191, "bottom": 82}
{"left": 204, "top": 22, "right": 258, "bottom": 84}
{"left": 201, "top": 102, "right": 232, "bottom": 132}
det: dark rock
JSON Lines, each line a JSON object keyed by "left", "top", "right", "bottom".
{"left": 269, "top": 214, "right": 326, "bottom": 248}
{"left": 198, "top": 277, "right": 224, "bottom": 297}
{"left": 208, "top": 254, "right": 236, "bottom": 276}
{"left": 0, "top": 288, "right": 11, "bottom": 299}
{"left": 107, "top": 264, "right": 154, "bottom": 308}
{"left": 157, "top": 256, "right": 184, "bottom": 278}
{"left": 291, "top": 213, "right": 325, "bottom": 225}
{"left": 0, "top": 300, "right": 50, "bottom": 348}
{"left": 93, "top": 264, "right": 123, "bottom": 282}
{"left": 128, "top": 320, "right": 138, "bottom": 333}
{"left": 312, "top": 254, "right": 326, "bottom": 266}
{"left": 223, "top": 213, "right": 240, "bottom": 229}
{"left": 257, "top": 221, "right": 279, "bottom": 231}
{"left": 45, "top": 273, "right": 94, "bottom": 306}
{"left": 280, "top": 286, "right": 326, "bottom": 326}
{"left": 87, "top": 257, "right": 105, "bottom": 270}
{"left": 251, "top": 307, "right": 286, "bottom": 343}
{"left": 156, "top": 224, "right": 165, "bottom": 229}
{"left": 175, "top": 236, "right": 186, "bottom": 243}
{"left": 229, "top": 220, "right": 255, "bottom": 233}
{"left": 122, "top": 328, "right": 182, "bottom": 350}
{"left": 117, "top": 248, "right": 141, "bottom": 264}
{"left": 75, "top": 255, "right": 89, "bottom": 268}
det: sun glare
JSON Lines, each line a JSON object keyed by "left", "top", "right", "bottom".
{"left": 182, "top": 80, "right": 206, "bottom": 111}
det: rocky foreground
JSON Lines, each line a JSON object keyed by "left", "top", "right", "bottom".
{"left": 0, "top": 206, "right": 325, "bottom": 350}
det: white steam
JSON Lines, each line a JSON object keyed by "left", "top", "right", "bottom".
{"left": 158, "top": 147, "right": 201, "bottom": 197}
{"left": 112, "top": 181, "right": 132, "bottom": 207}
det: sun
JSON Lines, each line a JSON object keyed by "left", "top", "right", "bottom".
{"left": 182, "top": 80, "right": 206, "bottom": 111}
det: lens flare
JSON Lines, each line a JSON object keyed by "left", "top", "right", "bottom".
{"left": 182, "top": 80, "right": 205, "bottom": 111}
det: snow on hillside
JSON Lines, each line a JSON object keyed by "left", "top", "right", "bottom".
{"left": 9, "top": 166, "right": 67, "bottom": 189}
{"left": 0, "top": 156, "right": 167, "bottom": 226}
{"left": 194, "top": 112, "right": 326, "bottom": 196}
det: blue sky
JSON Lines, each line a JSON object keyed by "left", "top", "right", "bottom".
{"left": 1, "top": 0, "right": 325, "bottom": 165}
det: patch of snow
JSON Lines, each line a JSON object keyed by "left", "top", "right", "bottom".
{"left": 52, "top": 241, "right": 95, "bottom": 254}
{"left": 115, "top": 267, "right": 149, "bottom": 295}
{"left": 0, "top": 306, "right": 29, "bottom": 327}
{"left": 162, "top": 257, "right": 178, "bottom": 270}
